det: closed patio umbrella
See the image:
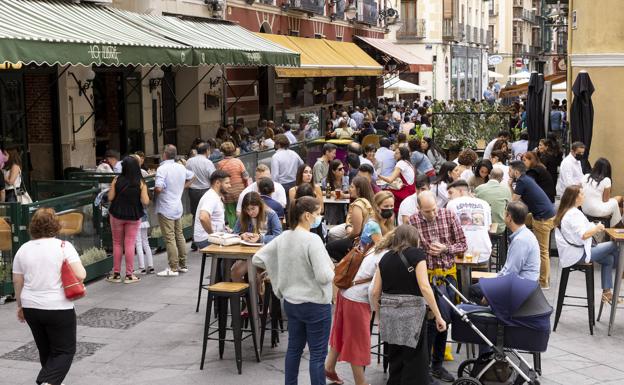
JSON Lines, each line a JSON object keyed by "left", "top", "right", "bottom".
{"left": 570, "top": 71, "right": 595, "bottom": 157}
{"left": 526, "top": 72, "right": 545, "bottom": 150}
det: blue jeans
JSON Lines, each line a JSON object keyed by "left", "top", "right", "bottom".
{"left": 283, "top": 301, "right": 332, "bottom": 385}
{"left": 588, "top": 241, "right": 620, "bottom": 289}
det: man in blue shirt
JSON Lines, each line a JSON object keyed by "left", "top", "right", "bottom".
{"left": 509, "top": 161, "right": 555, "bottom": 289}
{"left": 258, "top": 177, "right": 285, "bottom": 219}
{"left": 470, "top": 200, "right": 540, "bottom": 301}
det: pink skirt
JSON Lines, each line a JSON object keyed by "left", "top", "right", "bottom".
{"left": 329, "top": 292, "right": 372, "bottom": 366}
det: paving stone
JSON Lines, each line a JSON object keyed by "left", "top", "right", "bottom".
{"left": 77, "top": 307, "right": 154, "bottom": 329}
{"left": 1, "top": 341, "right": 105, "bottom": 362}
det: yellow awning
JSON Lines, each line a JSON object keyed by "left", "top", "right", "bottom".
{"left": 258, "top": 33, "right": 382, "bottom": 78}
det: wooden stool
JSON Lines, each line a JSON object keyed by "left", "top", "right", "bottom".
{"left": 369, "top": 311, "right": 388, "bottom": 373}
{"left": 200, "top": 282, "right": 260, "bottom": 374}
{"left": 259, "top": 279, "right": 286, "bottom": 353}
{"left": 553, "top": 262, "right": 596, "bottom": 335}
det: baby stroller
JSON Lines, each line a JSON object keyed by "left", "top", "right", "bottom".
{"left": 433, "top": 274, "right": 552, "bottom": 385}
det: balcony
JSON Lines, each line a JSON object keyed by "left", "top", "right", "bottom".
{"left": 480, "top": 29, "right": 485, "bottom": 45}
{"left": 513, "top": 43, "right": 527, "bottom": 54}
{"left": 288, "top": 0, "right": 325, "bottom": 15}
{"left": 443, "top": 18, "right": 463, "bottom": 41}
{"left": 513, "top": 8, "right": 537, "bottom": 23}
{"left": 529, "top": 46, "right": 541, "bottom": 56}
{"left": 473, "top": 26, "right": 478, "bottom": 43}
{"left": 513, "top": 0, "right": 523, "bottom": 7}
{"left": 356, "top": 0, "right": 378, "bottom": 26}
{"left": 487, "top": 30, "right": 494, "bottom": 47}
{"left": 396, "top": 19, "right": 426, "bottom": 40}
{"left": 465, "top": 24, "right": 471, "bottom": 42}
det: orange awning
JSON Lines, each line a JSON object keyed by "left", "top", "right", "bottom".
{"left": 500, "top": 73, "right": 567, "bottom": 98}
{"left": 356, "top": 36, "right": 433, "bottom": 72}
{"left": 257, "top": 33, "right": 382, "bottom": 78}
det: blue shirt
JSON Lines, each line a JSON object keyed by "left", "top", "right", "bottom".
{"left": 499, "top": 225, "right": 540, "bottom": 281}
{"left": 360, "top": 219, "right": 382, "bottom": 247}
{"left": 261, "top": 195, "right": 285, "bottom": 219}
{"left": 550, "top": 110, "right": 563, "bottom": 130}
{"left": 374, "top": 147, "right": 397, "bottom": 177}
{"left": 155, "top": 159, "right": 194, "bottom": 220}
{"left": 513, "top": 175, "right": 555, "bottom": 220}
{"left": 410, "top": 151, "right": 434, "bottom": 174}
{"left": 233, "top": 209, "right": 283, "bottom": 244}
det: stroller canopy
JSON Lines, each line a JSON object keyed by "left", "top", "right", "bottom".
{"left": 480, "top": 274, "right": 553, "bottom": 332}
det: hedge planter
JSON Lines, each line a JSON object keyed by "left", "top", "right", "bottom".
{"left": 0, "top": 280, "right": 14, "bottom": 300}
{"left": 84, "top": 255, "right": 113, "bottom": 283}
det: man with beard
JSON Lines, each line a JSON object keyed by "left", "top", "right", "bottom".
{"left": 193, "top": 170, "right": 232, "bottom": 250}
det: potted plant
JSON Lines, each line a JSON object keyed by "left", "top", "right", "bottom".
{"left": 80, "top": 247, "right": 112, "bottom": 282}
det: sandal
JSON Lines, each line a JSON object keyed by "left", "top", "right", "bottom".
{"left": 325, "top": 369, "right": 344, "bottom": 385}
{"left": 106, "top": 273, "right": 121, "bottom": 283}
{"left": 602, "top": 291, "right": 623, "bottom": 304}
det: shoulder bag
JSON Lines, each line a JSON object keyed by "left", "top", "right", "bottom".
{"left": 60, "top": 241, "right": 86, "bottom": 301}
{"left": 379, "top": 250, "right": 427, "bottom": 349}
{"left": 333, "top": 237, "right": 374, "bottom": 289}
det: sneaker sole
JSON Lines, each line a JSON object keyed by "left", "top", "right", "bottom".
{"left": 124, "top": 280, "right": 141, "bottom": 284}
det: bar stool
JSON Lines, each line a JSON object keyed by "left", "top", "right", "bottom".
{"left": 259, "top": 278, "right": 286, "bottom": 353}
{"left": 369, "top": 311, "right": 388, "bottom": 373}
{"left": 200, "top": 282, "right": 260, "bottom": 374}
{"left": 489, "top": 230, "right": 508, "bottom": 272}
{"left": 553, "top": 261, "right": 596, "bottom": 335}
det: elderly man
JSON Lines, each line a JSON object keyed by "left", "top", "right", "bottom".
{"left": 236, "top": 164, "right": 287, "bottom": 216}
{"left": 556, "top": 141, "right": 586, "bottom": 196}
{"left": 410, "top": 191, "right": 467, "bottom": 383}
{"left": 155, "top": 145, "right": 195, "bottom": 277}
{"left": 475, "top": 168, "right": 511, "bottom": 235}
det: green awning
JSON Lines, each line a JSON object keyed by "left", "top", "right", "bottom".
{"left": 0, "top": 0, "right": 299, "bottom": 68}
{"left": 111, "top": 10, "right": 301, "bottom": 67}
{"left": 0, "top": 0, "right": 191, "bottom": 66}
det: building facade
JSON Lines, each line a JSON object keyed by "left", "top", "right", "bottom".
{"left": 388, "top": 0, "right": 489, "bottom": 100}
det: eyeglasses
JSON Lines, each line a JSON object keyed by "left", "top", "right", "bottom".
{"left": 337, "top": 167, "right": 344, "bottom": 171}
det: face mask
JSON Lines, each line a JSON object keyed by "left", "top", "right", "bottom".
{"left": 574, "top": 154, "right": 583, "bottom": 161}
{"left": 311, "top": 215, "right": 322, "bottom": 229}
{"left": 380, "top": 209, "right": 394, "bottom": 219}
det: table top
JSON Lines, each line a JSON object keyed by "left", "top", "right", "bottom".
{"left": 455, "top": 256, "right": 490, "bottom": 266}
{"left": 200, "top": 244, "right": 262, "bottom": 256}
{"left": 323, "top": 197, "right": 350, "bottom": 204}
{"left": 606, "top": 228, "right": 624, "bottom": 242}
{"left": 312, "top": 138, "right": 354, "bottom": 145}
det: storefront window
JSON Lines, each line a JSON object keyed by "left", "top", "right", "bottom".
{"left": 451, "top": 57, "right": 458, "bottom": 99}
{"left": 458, "top": 57, "right": 466, "bottom": 100}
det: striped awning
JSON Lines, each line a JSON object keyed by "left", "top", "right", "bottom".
{"left": 0, "top": 0, "right": 299, "bottom": 67}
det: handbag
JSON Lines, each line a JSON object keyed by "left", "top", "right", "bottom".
{"left": 60, "top": 241, "right": 86, "bottom": 301}
{"left": 15, "top": 188, "right": 33, "bottom": 204}
{"left": 333, "top": 237, "right": 374, "bottom": 289}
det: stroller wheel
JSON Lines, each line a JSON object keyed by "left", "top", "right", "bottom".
{"left": 457, "top": 358, "right": 479, "bottom": 378}
{"left": 452, "top": 377, "right": 482, "bottom": 385}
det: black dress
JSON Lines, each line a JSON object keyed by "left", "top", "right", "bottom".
{"left": 527, "top": 166, "right": 556, "bottom": 203}
{"left": 379, "top": 247, "right": 430, "bottom": 385}
{"left": 538, "top": 152, "right": 559, "bottom": 186}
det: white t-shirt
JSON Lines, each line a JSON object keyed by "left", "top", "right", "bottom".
{"left": 342, "top": 250, "right": 386, "bottom": 303}
{"left": 396, "top": 160, "right": 415, "bottom": 185}
{"left": 433, "top": 182, "right": 449, "bottom": 208}
{"left": 398, "top": 194, "right": 419, "bottom": 225}
{"left": 459, "top": 168, "right": 473, "bottom": 182}
{"left": 194, "top": 188, "right": 225, "bottom": 242}
{"left": 446, "top": 196, "right": 493, "bottom": 258}
{"left": 12, "top": 238, "right": 80, "bottom": 310}
{"left": 263, "top": 138, "right": 275, "bottom": 149}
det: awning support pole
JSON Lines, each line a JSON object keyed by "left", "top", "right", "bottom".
{"left": 175, "top": 65, "right": 215, "bottom": 110}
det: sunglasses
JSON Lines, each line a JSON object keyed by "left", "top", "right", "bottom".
{"left": 337, "top": 167, "right": 344, "bottom": 171}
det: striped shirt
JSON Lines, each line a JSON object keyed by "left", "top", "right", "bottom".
{"left": 216, "top": 157, "right": 249, "bottom": 204}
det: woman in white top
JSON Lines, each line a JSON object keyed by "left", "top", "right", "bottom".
{"left": 12, "top": 208, "right": 86, "bottom": 385}
{"left": 3, "top": 147, "right": 22, "bottom": 202}
{"left": 581, "top": 158, "right": 623, "bottom": 227}
{"left": 555, "top": 186, "right": 619, "bottom": 304}
{"left": 378, "top": 147, "right": 416, "bottom": 213}
{"left": 432, "top": 161, "right": 457, "bottom": 208}
{"left": 253, "top": 196, "right": 335, "bottom": 385}
{"left": 262, "top": 127, "right": 275, "bottom": 150}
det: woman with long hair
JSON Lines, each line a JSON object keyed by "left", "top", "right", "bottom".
{"left": 262, "top": 127, "right": 275, "bottom": 150}
{"left": 231, "top": 191, "right": 282, "bottom": 282}
{"left": 12, "top": 208, "right": 87, "bottom": 385}
{"left": 581, "top": 158, "right": 623, "bottom": 227}
{"left": 537, "top": 138, "right": 560, "bottom": 183}
{"left": 421, "top": 137, "right": 446, "bottom": 172}
{"left": 107, "top": 156, "right": 150, "bottom": 283}
{"left": 468, "top": 159, "right": 492, "bottom": 190}
{"left": 253, "top": 196, "right": 335, "bottom": 385}
{"left": 326, "top": 176, "right": 376, "bottom": 261}
{"left": 371, "top": 191, "right": 396, "bottom": 243}
{"left": 378, "top": 147, "right": 416, "bottom": 212}
{"left": 289, "top": 164, "right": 324, "bottom": 213}
{"left": 370, "top": 225, "right": 447, "bottom": 384}
{"left": 294, "top": 183, "right": 326, "bottom": 240}
{"left": 3, "top": 147, "right": 22, "bottom": 202}
{"left": 432, "top": 161, "right": 456, "bottom": 208}
{"left": 523, "top": 151, "right": 556, "bottom": 203}
{"left": 555, "top": 186, "right": 619, "bottom": 303}
{"left": 322, "top": 159, "right": 349, "bottom": 194}
{"left": 217, "top": 141, "right": 250, "bottom": 227}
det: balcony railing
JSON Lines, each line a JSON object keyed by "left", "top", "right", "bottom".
{"left": 529, "top": 46, "right": 541, "bottom": 55}
{"left": 396, "top": 19, "right": 426, "bottom": 40}
{"left": 443, "top": 18, "right": 462, "bottom": 41}
{"left": 356, "top": 0, "right": 378, "bottom": 26}
{"left": 480, "top": 29, "right": 485, "bottom": 45}
{"left": 473, "top": 27, "right": 478, "bottom": 43}
{"left": 513, "top": 8, "right": 536, "bottom": 23}
{"left": 513, "top": 0, "right": 523, "bottom": 7}
{"left": 513, "top": 32, "right": 523, "bottom": 44}
{"left": 465, "top": 24, "right": 471, "bottom": 42}
{"left": 513, "top": 43, "right": 526, "bottom": 54}
{"left": 487, "top": 30, "right": 494, "bottom": 47}
{"left": 288, "top": 0, "right": 325, "bottom": 15}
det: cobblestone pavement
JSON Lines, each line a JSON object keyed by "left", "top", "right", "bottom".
{"left": 1, "top": 247, "right": 624, "bottom": 385}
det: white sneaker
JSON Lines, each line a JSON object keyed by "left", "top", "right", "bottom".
{"left": 178, "top": 267, "right": 189, "bottom": 273}
{"left": 157, "top": 268, "right": 179, "bottom": 277}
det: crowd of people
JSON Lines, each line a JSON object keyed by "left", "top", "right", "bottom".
{"left": 9, "top": 100, "right": 624, "bottom": 385}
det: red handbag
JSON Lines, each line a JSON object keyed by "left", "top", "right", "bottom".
{"left": 60, "top": 241, "right": 86, "bottom": 301}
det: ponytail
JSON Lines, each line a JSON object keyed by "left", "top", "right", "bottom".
{"left": 288, "top": 196, "right": 320, "bottom": 230}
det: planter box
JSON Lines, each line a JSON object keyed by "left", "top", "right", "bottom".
{"left": 0, "top": 280, "right": 14, "bottom": 299}
{"left": 84, "top": 256, "right": 113, "bottom": 283}
{"left": 149, "top": 225, "right": 193, "bottom": 249}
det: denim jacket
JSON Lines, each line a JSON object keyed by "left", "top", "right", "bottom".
{"left": 233, "top": 209, "right": 283, "bottom": 244}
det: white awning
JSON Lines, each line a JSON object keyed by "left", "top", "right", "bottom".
{"left": 383, "top": 78, "right": 426, "bottom": 94}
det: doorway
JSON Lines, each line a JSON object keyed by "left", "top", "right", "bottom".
{"left": 161, "top": 68, "right": 177, "bottom": 147}
{"left": 0, "top": 72, "right": 29, "bottom": 182}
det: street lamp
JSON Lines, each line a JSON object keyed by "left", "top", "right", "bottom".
{"left": 149, "top": 68, "right": 165, "bottom": 92}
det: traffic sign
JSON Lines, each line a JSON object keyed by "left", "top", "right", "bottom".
{"left": 515, "top": 58, "right": 523, "bottom": 68}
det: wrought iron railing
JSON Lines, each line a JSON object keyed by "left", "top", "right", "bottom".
{"left": 396, "top": 19, "right": 426, "bottom": 40}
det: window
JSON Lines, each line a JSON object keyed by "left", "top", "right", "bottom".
{"left": 400, "top": 0, "right": 417, "bottom": 21}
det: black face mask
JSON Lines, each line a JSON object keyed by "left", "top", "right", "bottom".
{"left": 380, "top": 209, "right": 394, "bottom": 219}
{"left": 574, "top": 154, "right": 584, "bottom": 161}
